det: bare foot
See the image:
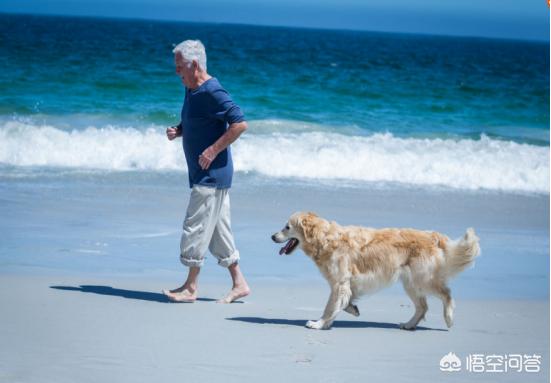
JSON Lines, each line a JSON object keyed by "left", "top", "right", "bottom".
{"left": 162, "top": 288, "right": 197, "bottom": 303}
{"left": 217, "top": 285, "right": 250, "bottom": 304}
{"left": 165, "top": 284, "right": 186, "bottom": 294}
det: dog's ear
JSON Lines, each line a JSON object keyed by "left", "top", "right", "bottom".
{"left": 299, "top": 212, "right": 319, "bottom": 243}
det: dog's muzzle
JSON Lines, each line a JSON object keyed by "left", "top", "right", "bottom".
{"left": 272, "top": 233, "right": 299, "bottom": 255}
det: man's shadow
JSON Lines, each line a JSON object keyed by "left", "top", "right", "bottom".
{"left": 50, "top": 285, "right": 216, "bottom": 303}
{"left": 226, "top": 317, "right": 446, "bottom": 331}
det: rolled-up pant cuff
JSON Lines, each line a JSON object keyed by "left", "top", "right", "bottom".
{"left": 216, "top": 250, "right": 240, "bottom": 268}
{"left": 180, "top": 255, "right": 204, "bottom": 268}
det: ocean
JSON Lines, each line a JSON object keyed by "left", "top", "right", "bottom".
{"left": 0, "top": 13, "right": 549, "bottom": 193}
{"left": 0, "top": 13, "right": 549, "bottom": 300}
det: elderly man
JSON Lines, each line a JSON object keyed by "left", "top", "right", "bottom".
{"left": 163, "top": 40, "right": 250, "bottom": 304}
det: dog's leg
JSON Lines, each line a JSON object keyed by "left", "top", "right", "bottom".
{"left": 400, "top": 282, "right": 428, "bottom": 331}
{"left": 306, "top": 282, "right": 352, "bottom": 330}
{"left": 432, "top": 284, "right": 454, "bottom": 328}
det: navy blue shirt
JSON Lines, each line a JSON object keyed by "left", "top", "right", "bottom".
{"left": 180, "top": 78, "right": 245, "bottom": 189}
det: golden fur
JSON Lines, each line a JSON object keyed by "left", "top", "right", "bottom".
{"left": 272, "top": 212, "right": 480, "bottom": 330}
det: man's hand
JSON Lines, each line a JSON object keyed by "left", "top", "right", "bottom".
{"left": 197, "top": 121, "right": 247, "bottom": 170}
{"left": 166, "top": 126, "right": 182, "bottom": 141}
{"left": 199, "top": 146, "right": 218, "bottom": 170}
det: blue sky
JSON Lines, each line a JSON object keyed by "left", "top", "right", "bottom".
{"left": 1, "top": 0, "right": 549, "bottom": 40}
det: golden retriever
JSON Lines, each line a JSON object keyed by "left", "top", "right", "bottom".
{"left": 271, "top": 212, "right": 480, "bottom": 330}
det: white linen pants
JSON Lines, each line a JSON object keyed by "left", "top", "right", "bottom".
{"left": 180, "top": 185, "right": 239, "bottom": 268}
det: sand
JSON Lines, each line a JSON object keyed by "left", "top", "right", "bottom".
{"left": 0, "top": 275, "right": 548, "bottom": 383}
{"left": 0, "top": 173, "right": 548, "bottom": 382}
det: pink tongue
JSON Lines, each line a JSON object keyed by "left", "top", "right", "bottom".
{"left": 279, "top": 240, "right": 292, "bottom": 255}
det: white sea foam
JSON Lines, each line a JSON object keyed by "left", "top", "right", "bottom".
{"left": 0, "top": 120, "right": 186, "bottom": 171}
{"left": 0, "top": 120, "right": 548, "bottom": 193}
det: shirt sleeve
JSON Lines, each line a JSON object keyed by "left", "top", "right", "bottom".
{"left": 209, "top": 87, "right": 245, "bottom": 125}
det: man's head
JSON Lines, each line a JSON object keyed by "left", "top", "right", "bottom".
{"left": 172, "top": 40, "right": 207, "bottom": 89}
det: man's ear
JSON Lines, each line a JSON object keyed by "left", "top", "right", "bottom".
{"left": 192, "top": 59, "right": 199, "bottom": 71}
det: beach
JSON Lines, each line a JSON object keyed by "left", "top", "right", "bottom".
{"left": 0, "top": 13, "right": 549, "bottom": 383}
{"left": 0, "top": 276, "right": 548, "bottom": 383}
{"left": 0, "top": 174, "right": 549, "bottom": 382}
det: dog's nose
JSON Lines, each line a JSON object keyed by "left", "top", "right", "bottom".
{"left": 271, "top": 234, "right": 277, "bottom": 242}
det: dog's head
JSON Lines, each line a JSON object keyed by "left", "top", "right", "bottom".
{"left": 271, "top": 211, "right": 320, "bottom": 255}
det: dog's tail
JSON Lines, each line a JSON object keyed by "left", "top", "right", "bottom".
{"left": 442, "top": 228, "right": 480, "bottom": 278}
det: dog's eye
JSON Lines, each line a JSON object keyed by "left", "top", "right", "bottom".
{"left": 285, "top": 225, "right": 290, "bottom": 230}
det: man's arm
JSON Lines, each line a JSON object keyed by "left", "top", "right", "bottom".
{"left": 198, "top": 121, "right": 247, "bottom": 170}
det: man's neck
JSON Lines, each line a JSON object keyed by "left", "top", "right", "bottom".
{"left": 190, "top": 72, "right": 212, "bottom": 90}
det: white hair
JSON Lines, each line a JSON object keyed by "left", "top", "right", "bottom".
{"left": 172, "top": 40, "right": 207, "bottom": 71}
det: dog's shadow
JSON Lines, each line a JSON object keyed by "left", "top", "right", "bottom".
{"left": 226, "top": 317, "right": 446, "bottom": 331}
{"left": 50, "top": 285, "right": 217, "bottom": 303}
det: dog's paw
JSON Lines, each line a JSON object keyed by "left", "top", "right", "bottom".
{"left": 344, "top": 304, "right": 360, "bottom": 317}
{"left": 306, "top": 320, "right": 328, "bottom": 330}
{"left": 399, "top": 322, "right": 417, "bottom": 331}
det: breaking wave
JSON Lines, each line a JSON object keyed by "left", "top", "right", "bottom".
{"left": 0, "top": 119, "right": 548, "bottom": 193}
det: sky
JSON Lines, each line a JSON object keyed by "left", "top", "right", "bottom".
{"left": 1, "top": 0, "right": 549, "bottom": 41}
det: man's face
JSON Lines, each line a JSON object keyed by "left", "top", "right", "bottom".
{"left": 174, "top": 53, "right": 194, "bottom": 88}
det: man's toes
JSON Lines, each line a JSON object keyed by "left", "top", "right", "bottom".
{"left": 217, "top": 288, "right": 250, "bottom": 304}
{"left": 165, "top": 290, "right": 196, "bottom": 303}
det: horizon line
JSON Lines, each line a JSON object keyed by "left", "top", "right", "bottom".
{"left": 1, "top": 11, "right": 549, "bottom": 44}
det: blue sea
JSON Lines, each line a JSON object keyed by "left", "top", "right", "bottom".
{"left": 0, "top": 14, "right": 549, "bottom": 300}
{"left": 0, "top": 13, "right": 549, "bottom": 193}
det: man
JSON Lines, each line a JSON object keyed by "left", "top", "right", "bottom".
{"left": 163, "top": 40, "right": 250, "bottom": 304}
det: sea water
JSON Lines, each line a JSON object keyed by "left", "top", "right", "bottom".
{"left": 0, "top": 14, "right": 548, "bottom": 298}
{"left": 0, "top": 13, "right": 549, "bottom": 193}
